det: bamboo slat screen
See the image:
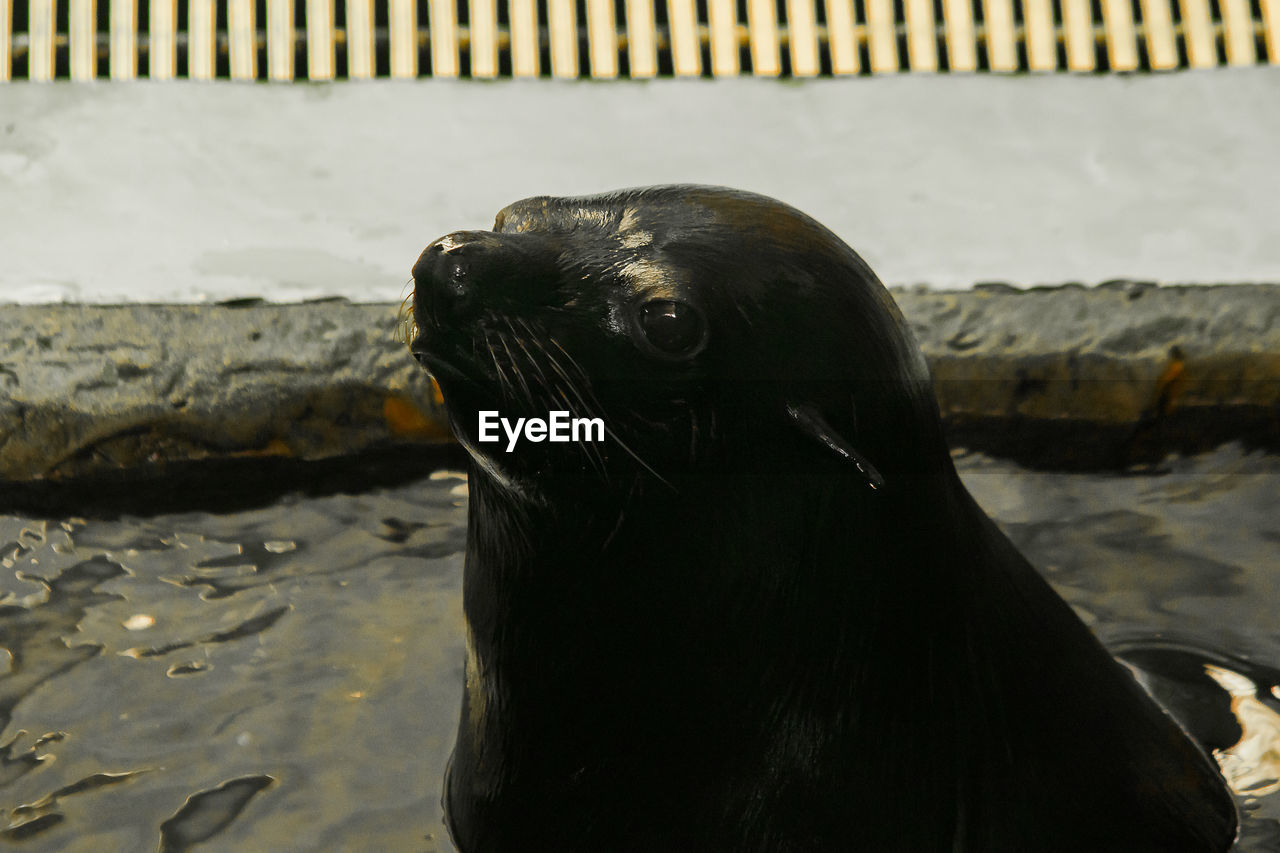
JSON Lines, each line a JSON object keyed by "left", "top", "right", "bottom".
{"left": 1, "top": 0, "right": 1277, "bottom": 80}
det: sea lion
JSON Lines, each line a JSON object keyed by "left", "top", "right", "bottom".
{"left": 408, "top": 185, "right": 1238, "bottom": 851}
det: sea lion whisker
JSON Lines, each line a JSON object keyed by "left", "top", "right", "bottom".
{"left": 495, "top": 329, "right": 536, "bottom": 409}
{"left": 512, "top": 318, "right": 580, "bottom": 400}
{"left": 504, "top": 320, "right": 598, "bottom": 427}
{"left": 533, "top": 369, "right": 610, "bottom": 479}
{"left": 551, "top": 364, "right": 602, "bottom": 425}
{"left": 540, "top": 359, "right": 613, "bottom": 479}
{"left": 593, "top": 416, "right": 676, "bottom": 488}
{"left": 395, "top": 278, "right": 418, "bottom": 344}
{"left": 538, "top": 341, "right": 604, "bottom": 421}
{"left": 481, "top": 331, "right": 516, "bottom": 404}
{"left": 507, "top": 321, "right": 577, "bottom": 424}
{"left": 543, "top": 336, "right": 592, "bottom": 386}
{"left": 542, "top": 337, "right": 620, "bottom": 426}
{"left": 543, "top": 341, "right": 672, "bottom": 489}
{"left": 485, "top": 325, "right": 527, "bottom": 400}
{"left": 504, "top": 319, "right": 560, "bottom": 405}
{"left": 688, "top": 408, "right": 700, "bottom": 463}
{"left": 501, "top": 318, "right": 611, "bottom": 480}
{"left": 545, "top": 379, "right": 609, "bottom": 479}
{"left": 599, "top": 508, "right": 627, "bottom": 551}
{"left": 503, "top": 320, "right": 546, "bottom": 377}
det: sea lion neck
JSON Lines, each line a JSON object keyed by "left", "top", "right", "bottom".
{"left": 459, "top": 447, "right": 976, "bottom": 670}
{"left": 452, "top": 455, "right": 993, "bottom": 848}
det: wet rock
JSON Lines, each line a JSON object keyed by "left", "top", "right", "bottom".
{"left": 0, "top": 286, "right": 1277, "bottom": 482}
{"left": 0, "top": 302, "right": 447, "bottom": 482}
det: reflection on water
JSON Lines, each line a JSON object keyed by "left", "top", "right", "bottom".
{"left": 963, "top": 445, "right": 1280, "bottom": 852}
{"left": 1, "top": 470, "right": 469, "bottom": 852}
{"left": 1, "top": 449, "right": 1277, "bottom": 851}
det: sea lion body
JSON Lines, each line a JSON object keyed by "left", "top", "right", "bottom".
{"left": 409, "top": 186, "right": 1237, "bottom": 851}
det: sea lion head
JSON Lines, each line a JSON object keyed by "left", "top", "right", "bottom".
{"left": 410, "top": 185, "right": 949, "bottom": 498}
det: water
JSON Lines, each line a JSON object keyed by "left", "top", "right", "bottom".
{"left": 1, "top": 448, "right": 1277, "bottom": 851}
{"left": 1, "top": 471, "right": 469, "bottom": 851}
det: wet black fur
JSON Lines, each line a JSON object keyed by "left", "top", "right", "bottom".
{"left": 410, "top": 185, "right": 1237, "bottom": 852}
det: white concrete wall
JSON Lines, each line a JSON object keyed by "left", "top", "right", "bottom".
{"left": 2, "top": 70, "right": 1278, "bottom": 303}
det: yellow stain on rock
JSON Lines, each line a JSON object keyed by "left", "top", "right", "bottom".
{"left": 1153, "top": 346, "right": 1187, "bottom": 416}
{"left": 383, "top": 394, "right": 449, "bottom": 439}
{"left": 234, "top": 439, "right": 293, "bottom": 458}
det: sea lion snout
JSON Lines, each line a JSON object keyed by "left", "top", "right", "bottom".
{"left": 412, "top": 229, "right": 563, "bottom": 326}
{"left": 412, "top": 230, "right": 502, "bottom": 318}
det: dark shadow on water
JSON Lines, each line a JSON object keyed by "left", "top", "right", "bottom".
{"left": 0, "top": 445, "right": 469, "bottom": 519}
{"left": 158, "top": 775, "right": 276, "bottom": 853}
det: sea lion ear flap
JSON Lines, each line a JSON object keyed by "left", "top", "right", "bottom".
{"left": 785, "top": 403, "right": 886, "bottom": 491}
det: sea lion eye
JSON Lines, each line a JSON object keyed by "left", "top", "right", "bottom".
{"left": 638, "top": 300, "right": 707, "bottom": 357}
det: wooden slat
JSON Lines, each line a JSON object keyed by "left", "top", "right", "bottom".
{"left": 865, "top": 0, "right": 899, "bottom": 71}
{"left": 708, "top": 0, "right": 740, "bottom": 75}
{"left": 586, "top": 0, "right": 618, "bottom": 77}
{"left": 429, "top": 0, "right": 459, "bottom": 76}
{"left": 109, "top": 0, "right": 137, "bottom": 79}
{"left": 1060, "top": 0, "right": 1096, "bottom": 70}
{"left": 347, "top": 0, "right": 375, "bottom": 78}
{"left": 747, "top": 4, "right": 775, "bottom": 73}
{"left": 1100, "top": 0, "right": 1138, "bottom": 69}
{"left": 306, "top": 0, "right": 336, "bottom": 80}
{"left": 941, "top": 0, "right": 977, "bottom": 71}
{"left": 747, "top": 0, "right": 780, "bottom": 74}
{"left": 548, "top": 0, "right": 579, "bottom": 77}
{"left": 188, "top": 0, "right": 216, "bottom": 79}
{"left": 28, "top": 0, "right": 57, "bottom": 81}
{"left": 387, "top": 0, "right": 417, "bottom": 76}
{"left": 787, "top": 0, "right": 821, "bottom": 75}
{"left": 467, "top": 0, "right": 497, "bottom": 77}
{"left": 626, "top": 0, "right": 659, "bottom": 75}
{"left": 1178, "top": 0, "right": 1217, "bottom": 67}
{"left": 903, "top": 0, "right": 938, "bottom": 70}
{"left": 228, "top": 0, "right": 256, "bottom": 79}
{"left": 1262, "top": 0, "right": 1280, "bottom": 63}
{"left": 824, "top": 0, "right": 859, "bottom": 72}
{"left": 667, "top": 0, "right": 702, "bottom": 75}
{"left": 267, "top": 0, "right": 295, "bottom": 80}
{"left": 982, "top": 0, "right": 1017, "bottom": 71}
{"left": 509, "top": 0, "right": 540, "bottom": 76}
{"left": 69, "top": 0, "right": 96, "bottom": 80}
{"left": 1220, "top": 0, "right": 1257, "bottom": 64}
{"left": 0, "top": 0, "right": 10, "bottom": 81}
{"left": 149, "top": 0, "right": 176, "bottom": 78}
{"left": 1138, "top": 0, "right": 1178, "bottom": 69}
{"left": 1022, "top": 0, "right": 1057, "bottom": 69}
